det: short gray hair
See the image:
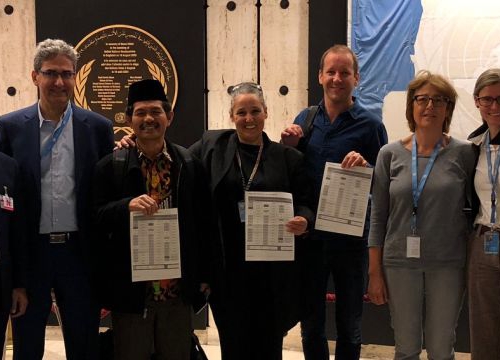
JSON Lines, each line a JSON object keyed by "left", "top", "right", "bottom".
{"left": 33, "top": 39, "right": 78, "bottom": 72}
{"left": 229, "top": 82, "right": 266, "bottom": 114}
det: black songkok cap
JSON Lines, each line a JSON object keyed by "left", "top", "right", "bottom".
{"left": 127, "top": 79, "right": 168, "bottom": 107}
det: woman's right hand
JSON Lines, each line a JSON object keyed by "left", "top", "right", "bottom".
{"left": 368, "top": 271, "right": 388, "bottom": 305}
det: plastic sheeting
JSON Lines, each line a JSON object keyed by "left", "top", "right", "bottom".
{"left": 351, "top": 0, "right": 423, "bottom": 118}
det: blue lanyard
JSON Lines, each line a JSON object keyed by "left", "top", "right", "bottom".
{"left": 40, "top": 105, "right": 72, "bottom": 158}
{"left": 485, "top": 131, "right": 500, "bottom": 224}
{"left": 411, "top": 135, "right": 441, "bottom": 234}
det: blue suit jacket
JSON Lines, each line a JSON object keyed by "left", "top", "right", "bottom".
{"left": 0, "top": 152, "right": 25, "bottom": 310}
{"left": 0, "top": 103, "right": 114, "bottom": 273}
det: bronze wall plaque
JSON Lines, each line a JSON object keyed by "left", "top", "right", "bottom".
{"left": 74, "top": 24, "right": 178, "bottom": 138}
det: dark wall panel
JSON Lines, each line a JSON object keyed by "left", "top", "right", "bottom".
{"left": 35, "top": 0, "right": 206, "bottom": 147}
{"left": 308, "top": 0, "right": 348, "bottom": 105}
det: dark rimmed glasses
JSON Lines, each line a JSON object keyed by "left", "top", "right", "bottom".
{"left": 39, "top": 70, "right": 76, "bottom": 80}
{"left": 476, "top": 96, "right": 500, "bottom": 107}
{"left": 413, "top": 95, "right": 450, "bottom": 108}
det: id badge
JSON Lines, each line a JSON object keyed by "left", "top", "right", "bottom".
{"left": 406, "top": 235, "right": 421, "bottom": 258}
{"left": 0, "top": 195, "right": 14, "bottom": 212}
{"left": 238, "top": 201, "right": 245, "bottom": 223}
{"left": 484, "top": 231, "right": 500, "bottom": 255}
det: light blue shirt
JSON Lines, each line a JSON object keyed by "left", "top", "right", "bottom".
{"left": 39, "top": 102, "right": 78, "bottom": 234}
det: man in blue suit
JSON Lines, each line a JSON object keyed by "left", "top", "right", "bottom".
{"left": 0, "top": 38, "right": 114, "bottom": 359}
{"left": 0, "top": 153, "right": 28, "bottom": 348}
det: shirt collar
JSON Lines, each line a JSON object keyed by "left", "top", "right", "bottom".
{"left": 38, "top": 102, "right": 72, "bottom": 128}
{"left": 318, "top": 97, "right": 359, "bottom": 120}
{"left": 137, "top": 140, "right": 172, "bottom": 163}
{"left": 468, "top": 123, "right": 492, "bottom": 146}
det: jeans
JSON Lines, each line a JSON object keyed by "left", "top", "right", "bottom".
{"left": 301, "top": 241, "right": 367, "bottom": 360}
{"left": 300, "top": 239, "right": 329, "bottom": 360}
{"left": 385, "top": 267, "right": 464, "bottom": 360}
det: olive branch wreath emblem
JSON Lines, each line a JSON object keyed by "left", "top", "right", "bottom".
{"left": 143, "top": 59, "right": 169, "bottom": 95}
{"left": 74, "top": 59, "right": 95, "bottom": 110}
{"left": 74, "top": 58, "right": 168, "bottom": 110}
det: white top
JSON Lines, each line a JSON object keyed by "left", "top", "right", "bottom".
{"left": 473, "top": 131, "right": 500, "bottom": 226}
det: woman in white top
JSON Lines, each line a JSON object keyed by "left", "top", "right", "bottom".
{"left": 467, "top": 68, "right": 500, "bottom": 360}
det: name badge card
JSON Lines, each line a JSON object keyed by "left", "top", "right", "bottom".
{"left": 0, "top": 195, "right": 14, "bottom": 212}
{"left": 406, "top": 235, "right": 421, "bottom": 258}
{"left": 238, "top": 201, "right": 245, "bottom": 223}
{"left": 484, "top": 231, "right": 500, "bottom": 255}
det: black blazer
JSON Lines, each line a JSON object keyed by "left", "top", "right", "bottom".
{"left": 92, "top": 143, "right": 210, "bottom": 313}
{"left": 0, "top": 103, "right": 114, "bottom": 271}
{"left": 0, "top": 153, "right": 26, "bottom": 311}
{"left": 190, "top": 129, "right": 315, "bottom": 331}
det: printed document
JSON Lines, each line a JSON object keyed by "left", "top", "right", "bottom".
{"left": 245, "top": 191, "right": 294, "bottom": 261}
{"left": 315, "top": 162, "right": 373, "bottom": 237}
{"left": 130, "top": 209, "right": 181, "bottom": 282}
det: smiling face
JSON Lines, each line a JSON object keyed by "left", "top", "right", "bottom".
{"left": 129, "top": 100, "right": 172, "bottom": 143}
{"left": 412, "top": 83, "right": 449, "bottom": 133}
{"left": 230, "top": 93, "right": 267, "bottom": 145}
{"left": 32, "top": 54, "right": 75, "bottom": 113}
{"left": 476, "top": 82, "right": 500, "bottom": 136}
{"left": 318, "top": 50, "right": 359, "bottom": 107}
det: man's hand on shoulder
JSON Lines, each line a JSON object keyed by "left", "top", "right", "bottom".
{"left": 114, "top": 134, "right": 137, "bottom": 150}
{"left": 129, "top": 194, "right": 158, "bottom": 215}
{"left": 281, "top": 124, "right": 303, "bottom": 147}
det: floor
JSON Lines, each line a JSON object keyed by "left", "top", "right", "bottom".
{"left": 3, "top": 309, "right": 472, "bottom": 359}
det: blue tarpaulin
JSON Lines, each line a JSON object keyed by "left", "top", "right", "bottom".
{"left": 351, "top": 0, "right": 423, "bottom": 118}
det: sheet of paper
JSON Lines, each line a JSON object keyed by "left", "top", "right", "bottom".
{"left": 130, "top": 208, "right": 181, "bottom": 282}
{"left": 315, "top": 162, "right": 373, "bottom": 237}
{"left": 245, "top": 191, "right": 294, "bottom": 261}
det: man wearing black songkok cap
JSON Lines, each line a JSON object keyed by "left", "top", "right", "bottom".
{"left": 92, "top": 79, "right": 210, "bottom": 360}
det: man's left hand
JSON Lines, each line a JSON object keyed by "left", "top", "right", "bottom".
{"left": 11, "top": 288, "right": 28, "bottom": 318}
{"left": 341, "top": 151, "right": 368, "bottom": 168}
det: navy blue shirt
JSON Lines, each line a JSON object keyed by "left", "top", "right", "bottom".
{"left": 293, "top": 98, "right": 388, "bottom": 246}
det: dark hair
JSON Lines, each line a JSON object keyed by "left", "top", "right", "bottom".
{"left": 125, "top": 100, "right": 172, "bottom": 116}
{"left": 319, "top": 45, "right": 358, "bottom": 74}
{"left": 405, "top": 70, "right": 457, "bottom": 133}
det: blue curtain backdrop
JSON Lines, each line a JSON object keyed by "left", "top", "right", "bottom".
{"left": 351, "top": 0, "right": 423, "bottom": 118}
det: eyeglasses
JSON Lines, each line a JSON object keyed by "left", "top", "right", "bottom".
{"left": 229, "top": 82, "right": 262, "bottom": 94}
{"left": 413, "top": 95, "right": 450, "bottom": 108}
{"left": 39, "top": 70, "right": 76, "bottom": 80}
{"left": 476, "top": 96, "right": 500, "bottom": 107}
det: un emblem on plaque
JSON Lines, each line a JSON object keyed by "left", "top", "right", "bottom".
{"left": 74, "top": 24, "right": 178, "bottom": 139}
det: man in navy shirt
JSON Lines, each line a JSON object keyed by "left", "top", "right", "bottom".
{"left": 281, "top": 45, "right": 387, "bottom": 360}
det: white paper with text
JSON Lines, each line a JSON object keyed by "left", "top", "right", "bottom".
{"left": 130, "top": 209, "right": 181, "bottom": 282}
{"left": 245, "top": 191, "right": 294, "bottom": 261}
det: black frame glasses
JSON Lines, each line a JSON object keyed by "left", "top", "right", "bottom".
{"left": 39, "top": 70, "right": 76, "bottom": 80}
{"left": 476, "top": 96, "right": 500, "bottom": 107}
{"left": 413, "top": 95, "right": 450, "bottom": 108}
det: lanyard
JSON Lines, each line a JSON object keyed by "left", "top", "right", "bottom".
{"left": 485, "top": 131, "right": 500, "bottom": 224}
{"left": 411, "top": 135, "right": 441, "bottom": 234}
{"left": 235, "top": 142, "right": 263, "bottom": 191}
{"left": 41, "top": 105, "right": 72, "bottom": 158}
